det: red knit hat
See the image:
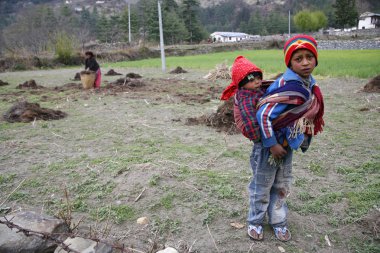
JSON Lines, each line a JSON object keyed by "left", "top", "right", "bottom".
{"left": 220, "top": 56, "right": 263, "bottom": 100}
{"left": 284, "top": 34, "right": 318, "bottom": 67}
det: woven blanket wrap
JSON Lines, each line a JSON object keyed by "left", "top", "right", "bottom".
{"left": 257, "top": 82, "right": 324, "bottom": 136}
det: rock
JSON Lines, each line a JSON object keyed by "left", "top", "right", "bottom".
{"left": 0, "top": 211, "right": 70, "bottom": 253}
{"left": 54, "top": 237, "right": 113, "bottom": 253}
{"left": 278, "top": 246, "right": 286, "bottom": 253}
{"left": 136, "top": 217, "right": 149, "bottom": 225}
{"left": 156, "top": 247, "right": 178, "bottom": 253}
{"left": 230, "top": 222, "right": 245, "bottom": 229}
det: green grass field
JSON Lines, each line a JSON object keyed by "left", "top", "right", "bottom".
{"left": 106, "top": 49, "right": 380, "bottom": 79}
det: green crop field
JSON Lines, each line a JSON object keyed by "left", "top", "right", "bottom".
{"left": 106, "top": 49, "right": 380, "bottom": 79}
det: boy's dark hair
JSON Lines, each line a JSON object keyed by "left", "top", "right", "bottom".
{"left": 239, "top": 72, "right": 262, "bottom": 87}
{"left": 85, "top": 51, "right": 94, "bottom": 57}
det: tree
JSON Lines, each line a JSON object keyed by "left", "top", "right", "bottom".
{"left": 3, "top": 5, "right": 56, "bottom": 54}
{"left": 294, "top": 10, "right": 328, "bottom": 32}
{"left": 294, "top": 10, "right": 313, "bottom": 32}
{"left": 163, "top": 10, "right": 188, "bottom": 45}
{"left": 241, "top": 11, "right": 265, "bottom": 35}
{"left": 334, "top": 0, "right": 358, "bottom": 28}
{"left": 311, "top": 11, "right": 328, "bottom": 31}
{"left": 120, "top": 6, "right": 139, "bottom": 42}
{"left": 266, "top": 11, "right": 288, "bottom": 34}
{"left": 181, "top": 0, "right": 206, "bottom": 43}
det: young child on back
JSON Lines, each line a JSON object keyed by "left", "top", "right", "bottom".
{"left": 246, "top": 34, "right": 324, "bottom": 242}
{"left": 220, "top": 55, "right": 267, "bottom": 142}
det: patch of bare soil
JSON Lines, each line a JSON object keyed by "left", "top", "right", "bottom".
{"left": 3, "top": 101, "right": 67, "bottom": 123}
{"left": 110, "top": 77, "right": 144, "bottom": 87}
{"left": 53, "top": 83, "right": 82, "bottom": 92}
{"left": 17, "top": 80, "right": 45, "bottom": 89}
{"left": 104, "top": 69, "right": 123, "bottom": 76}
{"left": 359, "top": 209, "right": 380, "bottom": 239}
{"left": 363, "top": 74, "right": 380, "bottom": 93}
{"left": 175, "top": 94, "right": 210, "bottom": 104}
{"left": 170, "top": 66, "right": 188, "bottom": 74}
{"left": 186, "top": 98, "right": 238, "bottom": 134}
{"left": 0, "top": 80, "right": 9, "bottom": 86}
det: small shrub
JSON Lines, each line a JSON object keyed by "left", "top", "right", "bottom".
{"left": 55, "top": 32, "right": 75, "bottom": 65}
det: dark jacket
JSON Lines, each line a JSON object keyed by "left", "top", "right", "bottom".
{"left": 85, "top": 57, "right": 100, "bottom": 72}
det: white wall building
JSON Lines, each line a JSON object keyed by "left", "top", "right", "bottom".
{"left": 210, "top": 32, "right": 249, "bottom": 43}
{"left": 358, "top": 12, "right": 380, "bottom": 29}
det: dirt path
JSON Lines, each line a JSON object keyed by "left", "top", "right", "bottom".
{"left": 0, "top": 68, "right": 379, "bottom": 253}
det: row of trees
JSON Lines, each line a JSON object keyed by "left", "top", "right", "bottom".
{"left": 0, "top": 0, "right": 361, "bottom": 56}
{"left": 0, "top": 0, "right": 207, "bottom": 56}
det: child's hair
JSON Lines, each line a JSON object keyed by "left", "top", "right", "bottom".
{"left": 238, "top": 72, "right": 262, "bottom": 87}
{"left": 85, "top": 51, "right": 95, "bottom": 57}
{"left": 283, "top": 35, "right": 318, "bottom": 67}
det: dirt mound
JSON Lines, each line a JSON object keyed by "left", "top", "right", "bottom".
{"left": 0, "top": 80, "right": 9, "bottom": 86}
{"left": 104, "top": 69, "right": 122, "bottom": 76}
{"left": 126, "top": 73, "right": 142, "bottom": 79}
{"left": 17, "top": 80, "right": 44, "bottom": 89}
{"left": 110, "top": 77, "right": 145, "bottom": 88}
{"left": 54, "top": 83, "right": 82, "bottom": 92}
{"left": 363, "top": 75, "right": 380, "bottom": 93}
{"left": 186, "top": 98, "right": 238, "bottom": 134}
{"left": 170, "top": 66, "right": 188, "bottom": 74}
{"left": 73, "top": 72, "right": 81, "bottom": 81}
{"left": 359, "top": 209, "right": 380, "bottom": 239}
{"left": 3, "top": 101, "right": 67, "bottom": 123}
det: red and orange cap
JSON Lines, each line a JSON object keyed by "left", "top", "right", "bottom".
{"left": 284, "top": 34, "right": 318, "bottom": 67}
{"left": 220, "top": 56, "right": 263, "bottom": 100}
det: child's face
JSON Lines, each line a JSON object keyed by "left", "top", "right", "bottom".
{"left": 289, "top": 49, "right": 316, "bottom": 78}
{"left": 242, "top": 76, "right": 262, "bottom": 90}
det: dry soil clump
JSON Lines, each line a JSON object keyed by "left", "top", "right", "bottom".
{"left": 3, "top": 101, "right": 67, "bottom": 123}
{"left": 363, "top": 75, "right": 380, "bottom": 93}
{"left": 186, "top": 98, "right": 238, "bottom": 134}
{"left": 170, "top": 66, "right": 188, "bottom": 74}
{"left": 17, "top": 80, "right": 44, "bottom": 89}
{"left": 104, "top": 69, "right": 123, "bottom": 76}
{"left": 0, "top": 80, "right": 9, "bottom": 86}
{"left": 126, "top": 73, "right": 142, "bottom": 79}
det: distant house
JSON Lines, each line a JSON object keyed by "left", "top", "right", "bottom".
{"left": 358, "top": 12, "right": 380, "bottom": 29}
{"left": 210, "top": 32, "right": 249, "bottom": 43}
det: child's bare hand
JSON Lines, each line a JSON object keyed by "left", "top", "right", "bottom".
{"left": 270, "top": 144, "right": 287, "bottom": 159}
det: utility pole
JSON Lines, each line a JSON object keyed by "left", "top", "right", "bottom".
{"left": 288, "top": 10, "right": 291, "bottom": 38}
{"left": 158, "top": 0, "right": 166, "bottom": 72}
{"left": 128, "top": 3, "right": 131, "bottom": 43}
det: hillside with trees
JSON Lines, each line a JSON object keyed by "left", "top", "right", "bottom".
{"left": 0, "top": 0, "right": 379, "bottom": 57}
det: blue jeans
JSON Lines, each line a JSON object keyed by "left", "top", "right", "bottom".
{"left": 247, "top": 142, "right": 293, "bottom": 227}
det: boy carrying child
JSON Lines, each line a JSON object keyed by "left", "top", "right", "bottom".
{"left": 221, "top": 34, "right": 324, "bottom": 242}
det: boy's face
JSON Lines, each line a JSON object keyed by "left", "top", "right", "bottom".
{"left": 242, "top": 76, "right": 262, "bottom": 90}
{"left": 289, "top": 49, "right": 316, "bottom": 78}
